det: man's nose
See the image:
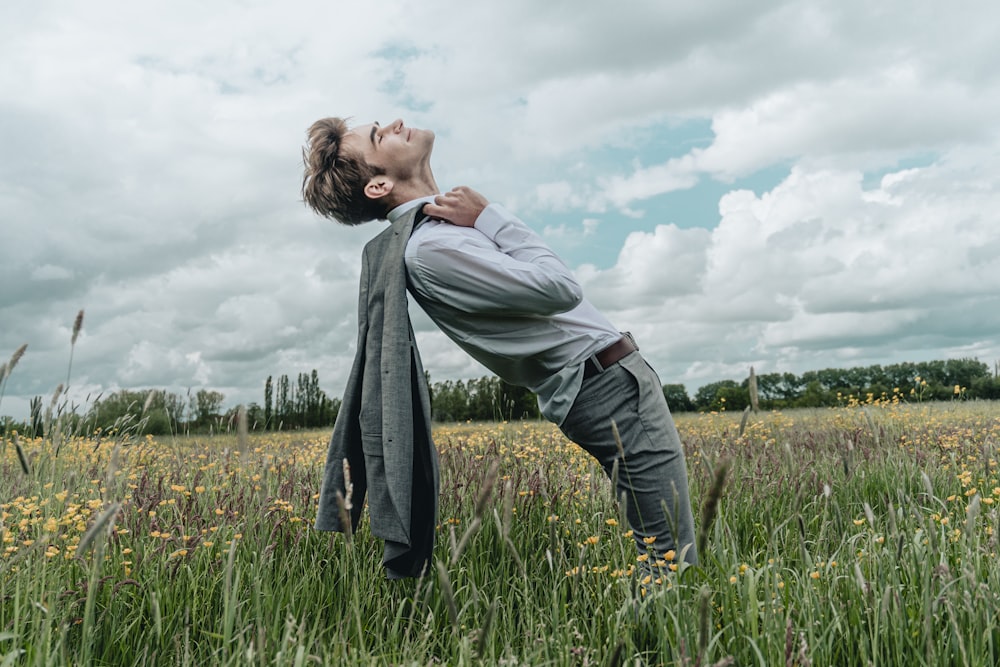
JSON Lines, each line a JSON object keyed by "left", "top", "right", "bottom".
{"left": 376, "top": 120, "right": 403, "bottom": 140}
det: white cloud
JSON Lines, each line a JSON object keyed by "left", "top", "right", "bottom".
{"left": 30, "top": 265, "right": 74, "bottom": 281}
{"left": 598, "top": 156, "right": 701, "bottom": 208}
{"left": 542, "top": 225, "right": 572, "bottom": 240}
{"left": 690, "top": 74, "right": 999, "bottom": 181}
{"left": 581, "top": 147, "right": 1000, "bottom": 389}
{"left": 120, "top": 342, "right": 209, "bottom": 386}
{"left": 541, "top": 218, "right": 601, "bottom": 245}
{"left": 533, "top": 181, "right": 586, "bottom": 211}
{"left": 579, "top": 225, "right": 712, "bottom": 308}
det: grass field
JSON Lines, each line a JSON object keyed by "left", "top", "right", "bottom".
{"left": 2, "top": 401, "right": 999, "bottom": 665}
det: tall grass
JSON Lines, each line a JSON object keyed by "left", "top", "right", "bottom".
{"left": 2, "top": 341, "right": 999, "bottom": 664}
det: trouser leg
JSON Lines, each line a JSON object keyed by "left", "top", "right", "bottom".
{"left": 559, "top": 352, "right": 697, "bottom": 565}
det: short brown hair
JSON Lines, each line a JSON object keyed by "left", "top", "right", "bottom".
{"left": 301, "top": 117, "right": 387, "bottom": 225}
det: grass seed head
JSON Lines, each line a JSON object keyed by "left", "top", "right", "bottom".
{"left": 863, "top": 502, "right": 875, "bottom": 527}
{"left": 610, "top": 419, "right": 624, "bottom": 457}
{"left": 921, "top": 471, "right": 935, "bottom": 499}
{"left": 341, "top": 458, "right": 353, "bottom": 511}
{"left": 72, "top": 309, "right": 85, "bottom": 345}
{"left": 501, "top": 479, "right": 514, "bottom": 538}
{"left": 9, "top": 344, "right": 28, "bottom": 371}
{"left": 697, "top": 585, "right": 712, "bottom": 659}
{"left": 77, "top": 502, "right": 122, "bottom": 554}
{"left": 49, "top": 384, "right": 64, "bottom": 410}
{"left": 14, "top": 433, "right": 31, "bottom": 475}
{"left": 451, "top": 516, "right": 483, "bottom": 565}
{"left": 966, "top": 494, "right": 981, "bottom": 538}
{"left": 697, "top": 457, "right": 730, "bottom": 557}
{"left": 3, "top": 344, "right": 28, "bottom": 382}
{"left": 237, "top": 404, "right": 249, "bottom": 462}
{"left": 334, "top": 490, "right": 352, "bottom": 543}
{"left": 473, "top": 460, "right": 500, "bottom": 519}
{"left": 854, "top": 562, "right": 870, "bottom": 595}
{"left": 142, "top": 390, "right": 158, "bottom": 414}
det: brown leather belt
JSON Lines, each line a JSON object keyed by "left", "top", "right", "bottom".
{"left": 583, "top": 333, "right": 638, "bottom": 379}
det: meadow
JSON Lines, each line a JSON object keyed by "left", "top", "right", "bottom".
{"left": 1, "top": 400, "right": 999, "bottom": 666}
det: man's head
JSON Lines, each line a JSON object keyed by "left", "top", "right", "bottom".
{"left": 302, "top": 117, "right": 437, "bottom": 225}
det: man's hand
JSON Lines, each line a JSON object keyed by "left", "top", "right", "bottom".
{"left": 423, "top": 186, "right": 489, "bottom": 228}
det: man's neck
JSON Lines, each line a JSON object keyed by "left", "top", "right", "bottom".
{"left": 382, "top": 160, "right": 438, "bottom": 218}
{"left": 390, "top": 174, "right": 439, "bottom": 206}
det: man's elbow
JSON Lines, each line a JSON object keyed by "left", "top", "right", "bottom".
{"left": 541, "top": 284, "right": 584, "bottom": 315}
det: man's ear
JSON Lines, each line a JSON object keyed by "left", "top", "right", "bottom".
{"left": 364, "top": 176, "right": 394, "bottom": 201}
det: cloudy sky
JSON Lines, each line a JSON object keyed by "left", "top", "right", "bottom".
{"left": 2, "top": 1, "right": 999, "bottom": 420}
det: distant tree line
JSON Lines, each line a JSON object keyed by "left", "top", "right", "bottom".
{"left": 13, "top": 370, "right": 342, "bottom": 438}
{"left": 430, "top": 357, "right": 1000, "bottom": 418}
{"left": 681, "top": 358, "right": 1000, "bottom": 412}
{"left": 21, "top": 387, "right": 230, "bottom": 438}
{"left": 261, "top": 371, "right": 340, "bottom": 431}
{"left": 6, "top": 358, "right": 997, "bottom": 437}
{"left": 429, "top": 376, "right": 540, "bottom": 422}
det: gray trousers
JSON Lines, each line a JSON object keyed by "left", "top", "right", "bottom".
{"left": 559, "top": 351, "right": 698, "bottom": 564}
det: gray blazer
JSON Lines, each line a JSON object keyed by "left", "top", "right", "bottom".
{"left": 314, "top": 208, "right": 439, "bottom": 578}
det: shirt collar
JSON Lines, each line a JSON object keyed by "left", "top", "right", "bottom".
{"left": 387, "top": 195, "right": 438, "bottom": 223}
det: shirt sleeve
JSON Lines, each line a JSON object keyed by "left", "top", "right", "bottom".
{"left": 406, "top": 203, "right": 584, "bottom": 316}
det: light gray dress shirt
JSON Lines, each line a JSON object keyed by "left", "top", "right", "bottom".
{"left": 391, "top": 197, "right": 620, "bottom": 424}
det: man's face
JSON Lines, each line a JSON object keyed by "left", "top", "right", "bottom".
{"left": 342, "top": 118, "right": 434, "bottom": 184}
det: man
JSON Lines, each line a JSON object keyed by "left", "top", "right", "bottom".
{"left": 303, "top": 116, "right": 697, "bottom": 577}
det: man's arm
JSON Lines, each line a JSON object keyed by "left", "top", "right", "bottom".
{"left": 409, "top": 187, "right": 583, "bottom": 316}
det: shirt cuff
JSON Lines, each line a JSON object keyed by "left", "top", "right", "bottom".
{"left": 473, "top": 203, "right": 514, "bottom": 240}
